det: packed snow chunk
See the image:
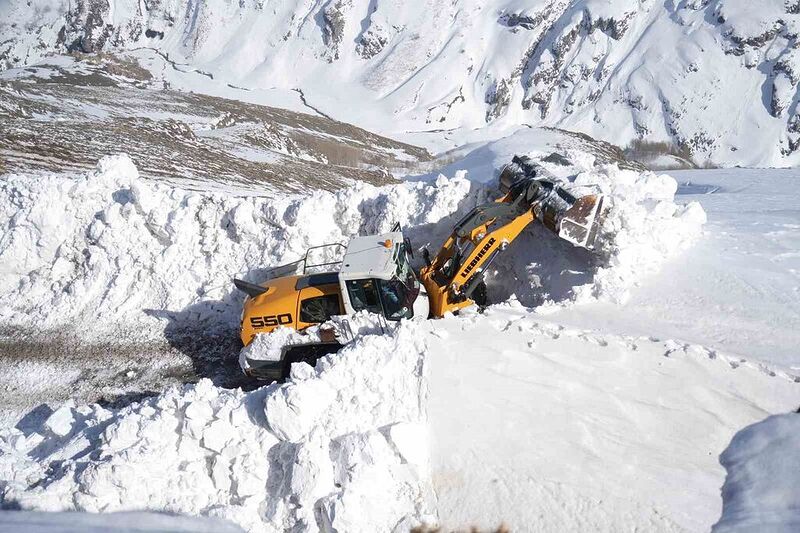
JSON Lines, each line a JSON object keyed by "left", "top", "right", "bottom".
{"left": 42, "top": 402, "right": 76, "bottom": 437}
{"left": 713, "top": 413, "right": 800, "bottom": 533}
{"left": 265, "top": 377, "right": 337, "bottom": 442}
{"left": 1, "top": 322, "right": 434, "bottom": 533}
{"left": 240, "top": 327, "right": 311, "bottom": 364}
{"left": 264, "top": 319, "right": 422, "bottom": 442}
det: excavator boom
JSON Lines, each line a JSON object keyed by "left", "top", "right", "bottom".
{"left": 419, "top": 156, "right": 605, "bottom": 317}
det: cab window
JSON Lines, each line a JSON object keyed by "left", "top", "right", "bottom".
{"left": 378, "top": 278, "right": 413, "bottom": 320}
{"left": 346, "top": 279, "right": 382, "bottom": 314}
{"left": 299, "top": 294, "right": 342, "bottom": 323}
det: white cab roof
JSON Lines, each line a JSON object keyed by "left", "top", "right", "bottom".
{"left": 339, "top": 231, "right": 403, "bottom": 280}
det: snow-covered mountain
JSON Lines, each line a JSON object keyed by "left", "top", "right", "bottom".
{"left": 3, "top": 0, "right": 800, "bottom": 167}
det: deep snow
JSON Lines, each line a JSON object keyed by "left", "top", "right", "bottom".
{"left": 545, "top": 167, "right": 800, "bottom": 369}
{"left": 0, "top": 139, "right": 704, "bottom": 339}
{"left": 426, "top": 302, "right": 798, "bottom": 532}
{"left": 1, "top": 136, "right": 797, "bottom": 531}
{"left": 0, "top": 321, "right": 433, "bottom": 532}
{"left": 2, "top": 306, "right": 796, "bottom": 532}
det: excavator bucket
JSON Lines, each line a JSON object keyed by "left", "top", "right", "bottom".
{"left": 555, "top": 192, "right": 605, "bottom": 249}
{"left": 499, "top": 155, "right": 606, "bottom": 250}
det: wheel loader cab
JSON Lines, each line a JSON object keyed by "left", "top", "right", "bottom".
{"left": 338, "top": 232, "right": 428, "bottom": 321}
{"left": 237, "top": 231, "right": 429, "bottom": 347}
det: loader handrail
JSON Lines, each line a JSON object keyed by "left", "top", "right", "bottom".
{"left": 301, "top": 243, "right": 346, "bottom": 274}
{"left": 260, "top": 242, "right": 347, "bottom": 280}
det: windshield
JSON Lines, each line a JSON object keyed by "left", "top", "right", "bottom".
{"left": 377, "top": 278, "right": 414, "bottom": 320}
{"left": 395, "top": 242, "right": 420, "bottom": 290}
{"left": 345, "top": 243, "right": 420, "bottom": 320}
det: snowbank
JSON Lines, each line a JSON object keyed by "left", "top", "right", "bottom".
{"left": 426, "top": 302, "right": 800, "bottom": 531}
{"left": 713, "top": 413, "right": 800, "bottom": 533}
{"left": 461, "top": 141, "right": 707, "bottom": 307}
{"left": 0, "top": 321, "right": 433, "bottom": 532}
{"left": 0, "top": 150, "right": 704, "bottom": 340}
{"left": 0, "top": 154, "right": 475, "bottom": 338}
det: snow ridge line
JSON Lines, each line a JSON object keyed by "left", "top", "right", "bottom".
{"left": 466, "top": 301, "right": 800, "bottom": 385}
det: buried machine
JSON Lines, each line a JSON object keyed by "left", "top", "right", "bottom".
{"left": 234, "top": 156, "right": 606, "bottom": 379}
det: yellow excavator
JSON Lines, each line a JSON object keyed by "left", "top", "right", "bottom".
{"left": 234, "top": 156, "right": 605, "bottom": 379}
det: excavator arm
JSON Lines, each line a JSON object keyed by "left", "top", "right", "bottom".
{"left": 419, "top": 156, "right": 605, "bottom": 317}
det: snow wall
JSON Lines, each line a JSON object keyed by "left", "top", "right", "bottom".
{"left": 0, "top": 320, "right": 433, "bottom": 532}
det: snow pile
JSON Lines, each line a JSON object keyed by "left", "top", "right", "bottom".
{"left": 482, "top": 149, "right": 707, "bottom": 307}
{"left": 713, "top": 413, "right": 800, "bottom": 533}
{"left": 0, "top": 151, "right": 704, "bottom": 339}
{"left": 241, "top": 328, "right": 311, "bottom": 363}
{"left": 0, "top": 154, "right": 475, "bottom": 337}
{"left": 0, "top": 321, "right": 433, "bottom": 532}
{"left": 241, "top": 312, "right": 394, "bottom": 365}
{"left": 575, "top": 161, "right": 707, "bottom": 303}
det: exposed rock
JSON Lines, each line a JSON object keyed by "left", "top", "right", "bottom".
{"left": 499, "top": 12, "right": 543, "bottom": 31}
{"left": 581, "top": 10, "right": 636, "bottom": 41}
{"left": 321, "top": 0, "right": 352, "bottom": 62}
{"left": 357, "top": 26, "right": 389, "bottom": 59}
{"left": 485, "top": 78, "right": 512, "bottom": 122}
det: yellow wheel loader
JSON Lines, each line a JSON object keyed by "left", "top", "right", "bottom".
{"left": 234, "top": 156, "right": 605, "bottom": 380}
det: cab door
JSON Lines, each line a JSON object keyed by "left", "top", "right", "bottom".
{"left": 295, "top": 283, "right": 344, "bottom": 329}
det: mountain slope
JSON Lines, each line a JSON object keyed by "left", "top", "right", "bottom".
{"left": 2, "top": 0, "right": 800, "bottom": 166}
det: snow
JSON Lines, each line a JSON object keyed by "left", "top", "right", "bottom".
{"left": 0, "top": 154, "right": 475, "bottom": 338}
{"left": 0, "top": 119, "right": 795, "bottom": 532}
{"left": 240, "top": 327, "right": 308, "bottom": 363}
{"left": 713, "top": 413, "right": 800, "bottom": 533}
{"left": 425, "top": 302, "right": 799, "bottom": 532}
{"left": 0, "top": 322, "right": 433, "bottom": 532}
{"left": 544, "top": 168, "right": 800, "bottom": 369}
{"left": 0, "top": 143, "right": 703, "bottom": 340}
{"left": 2, "top": 304, "right": 796, "bottom": 531}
